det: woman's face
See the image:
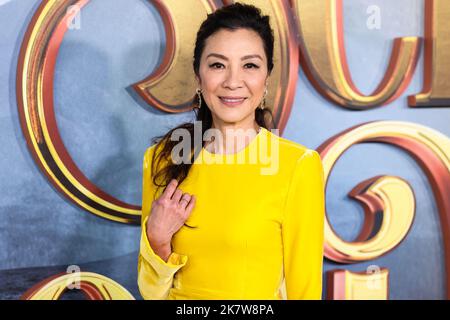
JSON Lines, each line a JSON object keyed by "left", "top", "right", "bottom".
{"left": 197, "top": 28, "right": 269, "bottom": 126}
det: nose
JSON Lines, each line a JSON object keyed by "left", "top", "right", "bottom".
{"left": 222, "top": 66, "right": 243, "bottom": 89}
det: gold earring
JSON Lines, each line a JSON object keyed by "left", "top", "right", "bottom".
{"left": 259, "top": 87, "right": 268, "bottom": 110}
{"left": 196, "top": 88, "right": 202, "bottom": 109}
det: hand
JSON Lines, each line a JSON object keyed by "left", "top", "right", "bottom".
{"left": 146, "top": 179, "right": 196, "bottom": 258}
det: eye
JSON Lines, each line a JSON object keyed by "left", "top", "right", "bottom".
{"left": 209, "top": 62, "right": 224, "bottom": 69}
{"left": 244, "top": 63, "right": 259, "bottom": 69}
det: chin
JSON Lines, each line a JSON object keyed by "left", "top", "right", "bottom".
{"left": 214, "top": 110, "right": 248, "bottom": 123}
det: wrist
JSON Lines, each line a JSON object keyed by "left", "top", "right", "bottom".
{"left": 147, "top": 230, "right": 171, "bottom": 248}
{"left": 150, "top": 240, "right": 172, "bottom": 262}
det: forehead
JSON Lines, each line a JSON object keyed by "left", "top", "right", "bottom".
{"left": 202, "top": 28, "right": 266, "bottom": 59}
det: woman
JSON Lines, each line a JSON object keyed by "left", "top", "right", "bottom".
{"left": 137, "top": 3, "right": 325, "bottom": 300}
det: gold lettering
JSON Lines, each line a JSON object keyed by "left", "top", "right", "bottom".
{"left": 293, "top": 0, "right": 421, "bottom": 109}
{"left": 409, "top": 0, "right": 450, "bottom": 107}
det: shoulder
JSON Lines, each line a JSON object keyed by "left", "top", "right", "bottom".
{"left": 267, "top": 130, "right": 320, "bottom": 165}
{"left": 144, "top": 143, "right": 157, "bottom": 160}
{"left": 143, "top": 142, "right": 164, "bottom": 173}
{"left": 143, "top": 141, "right": 174, "bottom": 177}
{"left": 143, "top": 142, "right": 165, "bottom": 162}
{"left": 143, "top": 144, "right": 156, "bottom": 167}
{"left": 144, "top": 142, "right": 161, "bottom": 155}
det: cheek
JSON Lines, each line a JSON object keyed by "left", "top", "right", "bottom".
{"left": 247, "top": 78, "right": 266, "bottom": 96}
{"left": 201, "top": 73, "right": 223, "bottom": 94}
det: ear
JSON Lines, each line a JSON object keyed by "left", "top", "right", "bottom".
{"left": 195, "top": 74, "right": 201, "bottom": 87}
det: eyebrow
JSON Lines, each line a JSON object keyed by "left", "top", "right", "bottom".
{"left": 206, "top": 53, "right": 263, "bottom": 61}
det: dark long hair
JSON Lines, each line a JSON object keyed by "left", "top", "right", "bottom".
{"left": 150, "top": 3, "right": 276, "bottom": 196}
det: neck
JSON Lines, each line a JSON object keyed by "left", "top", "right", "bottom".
{"left": 205, "top": 120, "right": 261, "bottom": 155}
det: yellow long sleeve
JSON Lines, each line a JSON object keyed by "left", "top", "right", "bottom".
{"left": 282, "top": 150, "right": 325, "bottom": 299}
{"left": 137, "top": 146, "right": 188, "bottom": 300}
{"left": 136, "top": 128, "right": 326, "bottom": 299}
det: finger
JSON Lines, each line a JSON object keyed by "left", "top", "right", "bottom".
{"left": 185, "top": 195, "right": 196, "bottom": 214}
{"left": 179, "top": 193, "right": 191, "bottom": 209}
{"left": 161, "top": 179, "right": 178, "bottom": 200}
{"left": 171, "top": 188, "right": 183, "bottom": 202}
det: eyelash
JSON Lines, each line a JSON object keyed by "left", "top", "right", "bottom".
{"left": 208, "top": 62, "right": 259, "bottom": 69}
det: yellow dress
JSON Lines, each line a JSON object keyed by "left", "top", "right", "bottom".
{"left": 137, "top": 127, "right": 325, "bottom": 300}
